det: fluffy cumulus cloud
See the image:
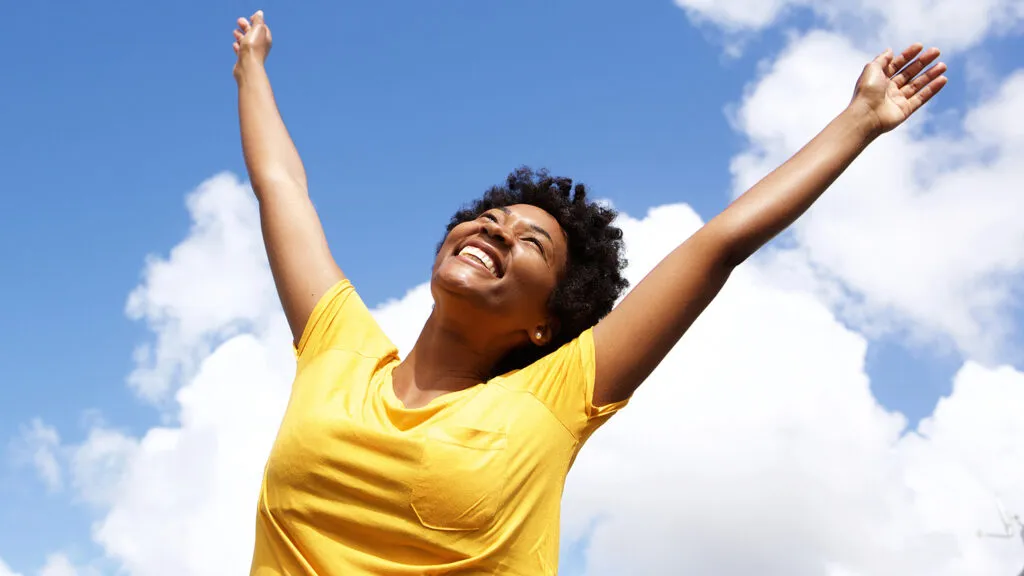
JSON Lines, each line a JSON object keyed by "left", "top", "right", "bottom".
{"left": 674, "top": 0, "right": 1024, "bottom": 53}
{"left": 555, "top": 5, "right": 1024, "bottom": 573}
{"left": 673, "top": 0, "right": 1024, "bottom": 362}
{"left": 561, "top": 205, "right": 1024, "bottom": 575}
{"left": 61, "top": 176, "right": 296, "bottom": 576}
{"left": 123, "top": 173, "right": 280, "bottom": 402}
{"left": 82, "top": 335, "right": 292, "bottom": 576}
{"left": 726, "top": 32, "right": 1024, "bottom": 361}
{"left": 37, "top": 555, "right": 79, "bottom": 576}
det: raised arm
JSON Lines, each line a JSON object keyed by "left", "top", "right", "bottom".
{"left": 233, "top": 11, "right": 344, "bottom": 345}
{"left": 592, "top": 44, "right": 947, "bottom": 405}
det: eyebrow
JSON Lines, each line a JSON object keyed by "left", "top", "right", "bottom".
{"left": 495, "top": 207, "right": 553, "bottom": 242}
{"left": 528, "top": 223, "right": 553, "bottom": 243}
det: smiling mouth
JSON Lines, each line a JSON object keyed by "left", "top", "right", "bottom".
{"left": 457, "top": 245, "right": 500, "bottom": 277}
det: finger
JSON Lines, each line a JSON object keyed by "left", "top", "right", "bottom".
{"left": 902, "top": 61, "right": 946, "bottom": 97}
{"left": 251, "top": 9, "right": 264, "bottom": 25}
{"left": 233, "top": 42, "right": 240, "bottom": 54}
{"left": 238, "top": 17, "right": 250, "bottom": 32}
{"left": 885, "top": 43, "right": 923, "bottom": 77}
{"left": 233, "top": 29, "right": 244, "bottom": 42}
{"left": 872, "top": 48, "right": 893, "bottom": 68}
{"left": 892, "top": 47, "right": 940, "bottom": 88}
{"left": 906, "top": 75, "right": 948, "bottom": 113}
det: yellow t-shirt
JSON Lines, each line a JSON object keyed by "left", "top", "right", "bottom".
{"left": 250, "top": 280, "right": 628, "bottom": 575}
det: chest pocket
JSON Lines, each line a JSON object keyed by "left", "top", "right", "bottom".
{"left": 411, "top": 424, "right": 508, "bottom": 531}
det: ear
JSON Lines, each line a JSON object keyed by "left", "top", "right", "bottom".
{"left": 530, "top": 318, "right": 560, "bottom": 347}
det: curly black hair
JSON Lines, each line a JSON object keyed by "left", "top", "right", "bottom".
{"left": 440, "top": 167, "right": 629, "bottom": 375}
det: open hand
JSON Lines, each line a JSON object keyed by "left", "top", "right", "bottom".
{"left": 851, "top": 44, "right": 948, "bottom": 135}
{"left": 233, "top": 10, "right": 272, "bottom": 78}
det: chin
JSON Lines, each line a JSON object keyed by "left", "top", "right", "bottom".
{"left": 431, "top": 256, "right": 501, "bottom": 309}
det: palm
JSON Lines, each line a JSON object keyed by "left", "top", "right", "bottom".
{"left": 851, "top": 44, "right": 948, "bottom": 134}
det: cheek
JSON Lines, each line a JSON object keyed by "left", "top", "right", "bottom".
{"left": 434, "top": 228, "right": 467, "bottom": 268}
{"left": 432, "top": 249, "right": 446, "bottom": 273}
{"left": 511, "top": 255, "right": 560, "bottom": 300}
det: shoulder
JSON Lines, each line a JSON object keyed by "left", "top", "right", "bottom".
{"left": 499, "top": 329, "right": 628, "bottom": 440}
{"left": 295, "top": 279, "right": 397, "bottom": 366}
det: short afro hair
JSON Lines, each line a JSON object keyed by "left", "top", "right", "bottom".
{"left": 441, "top": 167, "right": 629, "bottom": 375}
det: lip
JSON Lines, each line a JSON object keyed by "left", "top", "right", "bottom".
{"left": 456, "top": 237, "right": 506, "bottom": 278}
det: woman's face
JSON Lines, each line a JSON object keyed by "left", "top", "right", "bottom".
{"left": 432, "top": 204, "right": 569, "bottom": 342}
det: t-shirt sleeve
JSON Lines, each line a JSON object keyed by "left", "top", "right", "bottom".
{"left": 505, "top": 328, "right": 630, "bottom": 441}
{"left": 294, "top": 279, "right": 396, "bottom": 367}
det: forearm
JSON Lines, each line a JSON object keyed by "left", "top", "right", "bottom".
{"left": 712, "top": 105, "right": 879, "bottom": 266}
{"left": 236, "top": 56, "right": 308, "bottom": 199}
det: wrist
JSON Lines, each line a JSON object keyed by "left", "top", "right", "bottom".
{"left": 840, "top": 100, "right": 884, "bottom": 142}
{"left": 233, "top": 53, "right": 267, "bottom": 82}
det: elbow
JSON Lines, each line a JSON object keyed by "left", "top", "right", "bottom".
{"left": 250, "top": 171, "right": 308, "bottom": 201}
{"left": 722, "top": 242, "right": 755, "bottom": 269}
{"left": 700, "top": 218, "right": 753, "bottom": 270}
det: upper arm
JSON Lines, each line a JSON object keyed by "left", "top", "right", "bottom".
{"left": 255, "top": 177, "right": 345, "bottom": 346}
{"left": 592, "top": 222, "right": 734, "bottom": 405}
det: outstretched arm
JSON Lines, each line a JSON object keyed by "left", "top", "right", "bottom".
{"left": 592, "top": 44, "right": 947, "bottom": 405}
{"left": 233, "top": 11, "right": 344, "bottom": 345}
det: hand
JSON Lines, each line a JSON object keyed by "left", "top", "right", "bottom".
{"left": 233, "top": 10, "right": 272, "bottom": 79}
{"left": 850, "top": 43, "right": 948, "bottom": 136}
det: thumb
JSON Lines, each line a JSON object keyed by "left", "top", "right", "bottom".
{"left": 251, "top": 9, "right": 265, "bottom": 26}
{"left": 870, "top": 48, "right": 892, "bottom": 70}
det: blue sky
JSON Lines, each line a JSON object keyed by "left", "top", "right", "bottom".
{"left": 2, "top": 1, "right": 1023, "bottom": 574}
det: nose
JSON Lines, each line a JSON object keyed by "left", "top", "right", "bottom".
{"left": 482, "top": 218, "right": 513, "bottom": 246}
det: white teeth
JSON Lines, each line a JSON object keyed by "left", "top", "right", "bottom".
{"left": 458, "top": 245, "right": 497, "bottom": 276}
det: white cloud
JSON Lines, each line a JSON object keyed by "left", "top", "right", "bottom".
{"left": 123, "top": 173, "right": 279, "bottom": 403}
{"left": 62, "top": 177, "right": 296, "bottom": 576}
{"left": 560, "top": 204, "right": 1024, "bottom": 575}
{"left": 673, "top": 0, "right": 800, "bottom": 32}
{"left": 82, "top": 334, "right": 293, "bottom": 576}
{"left": 11, "top": 419, "right": 64, "bottom": 492}
{"left": 372, "top": 282, "right": 434, "bottom": 356}
{"left": 966, "top": 72, "right": 1024, "bottom": 148}
{"left": 37, "top": 555, "right": 78, "bottom": 576}
{"left": 727, "top": 31, "right": 1024, "bottom": 362}
{"left": 0, "top": 554, "right": 91, "bottom": 576}
{"left": 550, "top": 18, "right": 1024, "bottom": 575}
{"left": 69, "top": 427, "right": 138, "bottom": 509}
{"left": 674, "top": 0, "right": 1024, "bottom": 53}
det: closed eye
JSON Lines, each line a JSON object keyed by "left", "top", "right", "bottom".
{"left": 481, "top": 212, "right": 499, "bottom": 223}
{"left": 524, "top": 237, "right": 545, "bottom": 254}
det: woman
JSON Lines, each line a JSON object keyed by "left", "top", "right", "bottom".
{"left": 232, "top": 10, "right": 947, "bottom": 575}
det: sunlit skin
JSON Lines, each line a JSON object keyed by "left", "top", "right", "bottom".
{"left": 232, "top": 11, "right": 947, "bottom": 414}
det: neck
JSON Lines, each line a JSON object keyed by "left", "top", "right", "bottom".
{"left": 392, "top": 307, "right": 518, "bottom": 409}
